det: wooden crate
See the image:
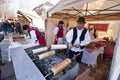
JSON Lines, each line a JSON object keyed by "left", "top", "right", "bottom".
{"left": 13, "top": 36, "right": 25, "bottom": 44}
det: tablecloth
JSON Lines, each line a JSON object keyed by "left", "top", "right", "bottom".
{"left": 81, "top": 47, "right": 104, "bottom": 67}
{"left": 7, "top": 42, "right": 39, "bottom": 62}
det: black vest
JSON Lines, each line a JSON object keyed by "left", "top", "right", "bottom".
{"left": 71, "top": 27, "right": 87, "bottom": 49}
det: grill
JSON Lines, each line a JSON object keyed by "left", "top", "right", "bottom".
{"left": 25, "top": 45, "right": 79, "bottom": 80}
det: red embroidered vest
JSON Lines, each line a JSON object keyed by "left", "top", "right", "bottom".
{"left": 57, "top": 26, "right": 63, "bottom": 38}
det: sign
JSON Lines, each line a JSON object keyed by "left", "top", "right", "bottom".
{"left": 88, "top": 23, "right": 109, "bottom": 32}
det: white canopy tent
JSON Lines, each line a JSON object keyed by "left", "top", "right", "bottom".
{"left": 48, "top": 0, "right": 120, "bottom": 21}
{"left": 48, "top": 0, "right": 95, "bottom": 17}
{"left": 46, "top": 0, "right": 120, "bottom": 80}
{"left": 17, "top": 10, "right": 45, "bottom": 32}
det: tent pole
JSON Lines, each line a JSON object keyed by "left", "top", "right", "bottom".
{"left": 92, "top": 4, "right": 120, "bottom": 15}
{"left": 85, "top": 3, "right": 88, "bottom": 16}
{"left": 72, "top": 7, "right": 85, "bottom": 16}
{"left": 109, "top": 24, "right": 120, "bottom": 80}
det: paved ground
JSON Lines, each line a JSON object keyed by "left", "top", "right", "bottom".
{"left": 0, "top": 36, "right": 14, "bottom": 80}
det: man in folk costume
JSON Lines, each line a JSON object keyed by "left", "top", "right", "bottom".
{"left": 22, "top": 24, "right": 46, "bottom": 46}
{"left": 54, "top": 21, "right": 66, "bottom": 44}
{"left": 66, "top": 17, "right": 91, "bottom": 63}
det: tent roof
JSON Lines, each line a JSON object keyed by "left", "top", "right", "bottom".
{"left": 48, "top": 0, "right": 120, "bottom": 21}
{"left": 33, "top": 1, "right": 53, "bottom": 10}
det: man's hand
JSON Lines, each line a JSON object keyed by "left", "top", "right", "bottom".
{"left": 73, "top": 44, "right": 80, "bottom": 48}
{"left": 68, "top": 43, "right": 73, "bottom": 49}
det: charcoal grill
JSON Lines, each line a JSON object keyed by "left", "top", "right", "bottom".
{"left": 25, "top": 45, "right": 79, "bottom": 80}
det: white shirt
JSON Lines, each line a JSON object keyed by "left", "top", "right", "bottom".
{"left": 66, "top": 27, "right": 91, "bottom": 52}
{"left": 29, "top": 30, "right": 37, "bottom": 41}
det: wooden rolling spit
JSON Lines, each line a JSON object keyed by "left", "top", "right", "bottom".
{"left": 45, "top": 58, "right": 71, "bottom": 78}
{"left": 51, "top": 58, "right": 71, "bottom": 75}
{"left": 50, "top": 44, "right": 67, "bottom": 50}
{"left": 31, "top": 44, "right": 67, "bottom": 54}
{"left": 32, "top": 47, "right": 48, "bottom": 54}
{"left": 38, "top": 50, "right": 55, "bottom": 60}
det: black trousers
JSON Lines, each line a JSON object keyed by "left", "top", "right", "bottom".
{"left": 68, "top": 49, "right": 83, "bottom": 63}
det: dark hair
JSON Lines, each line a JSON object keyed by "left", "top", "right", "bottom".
{"left": 23, "top": 24, "right": 29, "bottom": 30}
{"left": 58, "top": 21, "right": 64, "bottom": 24}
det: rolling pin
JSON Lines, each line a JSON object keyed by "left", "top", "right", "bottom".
{"left": 38, "top": 50, "right": 55, "bottom": 60}
{"left": 32, "top": 46, "right": 48, "bottom": 54}
{"left": 45, "top": 58, "right": 71, "bottom": 78}
{"left": 50, "top": 44, "right": 67, "bottom": 50}
{"left": 51, "top": 58, "right": 71, "bottom": 75}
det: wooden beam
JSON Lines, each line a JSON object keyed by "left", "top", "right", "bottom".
{"left": 49, "top": 12, "right": 120, "bottom": 21}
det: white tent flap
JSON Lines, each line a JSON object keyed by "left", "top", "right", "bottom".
{"left": 18, "top": 10, "right": 45, "bottom": 32}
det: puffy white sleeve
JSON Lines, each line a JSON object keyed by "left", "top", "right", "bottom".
{"left": 80, "top": 30, "right": 91, "bottom": 46}
{"left": 30, "top": 30, "right": 37, "bottom": 40}
{"left": 54, "top": 27, "right": 59, "bottom": 35}
{"left": 66, "top": 29, "right": 73, "bottom": 43}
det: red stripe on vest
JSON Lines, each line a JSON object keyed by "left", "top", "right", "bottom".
{"left": 57, "top": 26, "right": 63, "bottom": 38}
